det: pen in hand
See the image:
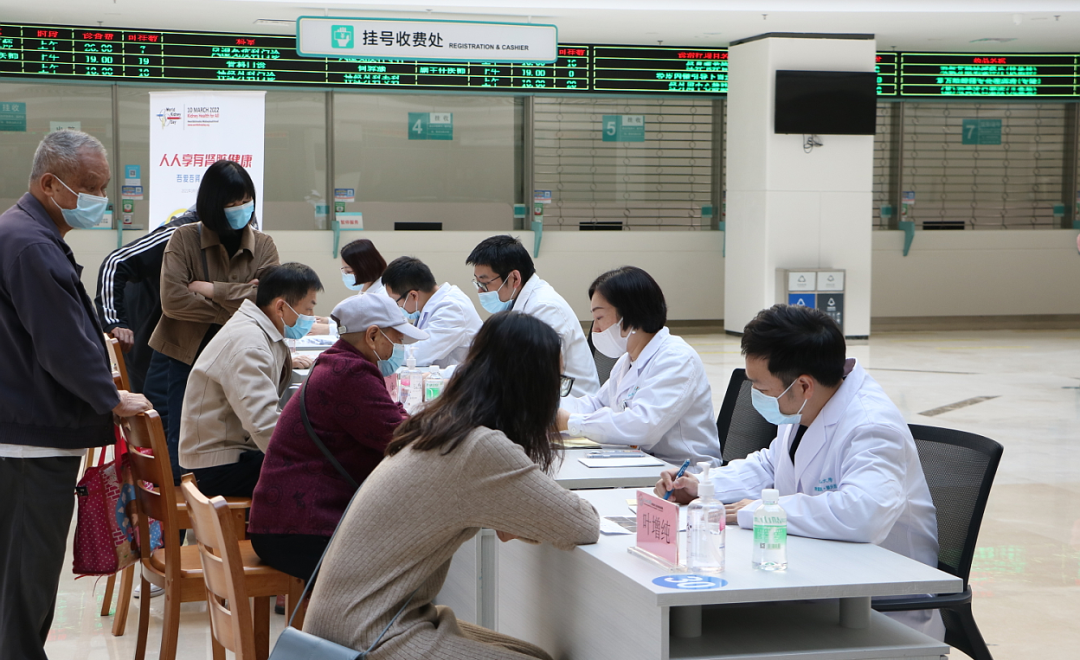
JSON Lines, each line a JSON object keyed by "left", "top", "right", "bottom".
{"left": 663, "top": 458, "right": 692, "bottom": 501}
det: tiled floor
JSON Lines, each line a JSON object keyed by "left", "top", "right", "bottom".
{"left": 45, "top": 328, "right": 1080, "bottom": 659}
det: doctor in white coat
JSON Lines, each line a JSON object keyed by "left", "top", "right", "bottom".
{"left": 323, "top": 239, "right": 389, "bottom": 336}
{"left": 657, "top": 304, "right": 941, "bottom": 639}
{"left": 467, "top": 235, "right": 599, "bottom": 397}
{"left": 382, "top": 256, "right": 482, "bottom": 369}
{"left": 556, "top": 266, "right": 721, "bottom": 466}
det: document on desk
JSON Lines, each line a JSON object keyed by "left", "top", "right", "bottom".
{"left": 600, "top": 516, "right": 637, "bottom": 535}
{"left": 579, "top": 455, "right": 665, "bottom": 468}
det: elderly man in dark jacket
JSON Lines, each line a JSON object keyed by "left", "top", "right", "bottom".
{"left": 0, "top": 129, "right": 151, "bottom": 660}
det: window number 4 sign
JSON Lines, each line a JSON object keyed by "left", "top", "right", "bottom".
{"left": 409, "top": 112, "right": 453, "bottom": 140}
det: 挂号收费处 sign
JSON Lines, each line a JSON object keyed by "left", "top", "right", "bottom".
{"left": 297, "top": 17, "right": 557, "bottom": 64}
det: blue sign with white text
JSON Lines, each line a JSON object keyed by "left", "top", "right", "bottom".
{"left": 652, "top": 575, "right": 727, "bottom": 590}
{"left": 789, "top": 293, "right": 816, "bottom": 308}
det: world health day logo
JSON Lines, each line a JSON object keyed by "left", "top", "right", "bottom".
{"left": 332, "top": 25, "right": 354, "bottom": 49}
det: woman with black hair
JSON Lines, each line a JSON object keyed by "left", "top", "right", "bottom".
{"left": 303, "top": 312, "right": 599, "bottom": 660}
{"left": 339, "top": 238, "right": 388, "bottom": 296}
{"left": 149, "top": 159, "right": 281, "bottom": 482}
{"left": 556, "top": 266, "right": 723, "bottom": 467}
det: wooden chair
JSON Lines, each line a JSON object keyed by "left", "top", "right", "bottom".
{"left": 92, "top": 335, "right": 136, "bottom": 636}
{"left": 123, "top": 411, "right": 275, "bottom": 660}
{"left": 180, "top": 474, "right": 307, "bottom": 660}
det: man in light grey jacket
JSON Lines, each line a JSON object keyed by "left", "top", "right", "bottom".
{"left": 178, "top": 263, "right": 322, "bottom": 495}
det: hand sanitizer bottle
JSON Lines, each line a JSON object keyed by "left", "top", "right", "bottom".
{"left": 752, "top": 488, "right": 787, "bottom": 571}
{"left": 397, "top": 347, "right": 424, "bottom": 414}
{"left": 687, "top": 462, "right": 725, "bottom": 574}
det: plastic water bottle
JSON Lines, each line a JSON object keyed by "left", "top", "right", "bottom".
{"left": 687, "top": 462, "right": 725, "bottom": 574}
{"left": 752, "top": 489, "right": 787, "bottom": 571}
{"left": 423, "top": 371, "right": 444, "bottom": 402}
{"left": 397, "top": 347, "right": 424, "bottom": 414}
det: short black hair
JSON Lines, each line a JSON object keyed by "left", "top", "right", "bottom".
{"left": 340, "top": 239, "right": 386, "bottom": 284}
{"left": 197, "top": 160, "right": 257, "bottom": 235}
{"left": 382, "top": 256, "right": 437, "bottom": 295}
{"left": 255, "top": 263, "right": 324, "bottom": 308}
{"left": 466, "top": 235, "right": 535, "bottom": 283}
{"left": 588, "top": 266, "right": 667, "bottom": 334}
{"left": 741, "top": 304, "right": 845, "bottom": 387}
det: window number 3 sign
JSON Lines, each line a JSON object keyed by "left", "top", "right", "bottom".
{"left": 652, "top": 575, "right": 727, "bottom": 590}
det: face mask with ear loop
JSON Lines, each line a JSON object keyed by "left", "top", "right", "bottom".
{"left": 373, "top": 329, "right": 405, "bottom": 377}
{"left": 750, "top": 378, "right": 808, "bottom": 426}
{"left": 592, "top": 318, "right": 631, "bottom": 359}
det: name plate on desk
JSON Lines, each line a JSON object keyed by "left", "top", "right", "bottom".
{"left": 636, "top": 491, "right": 679, "bottom": 566}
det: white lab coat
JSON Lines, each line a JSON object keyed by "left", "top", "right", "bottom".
{"left": 716, "top": 358, "right": 942, "bottom": 639}
{"left": 561, "top": 328, "right": 722, "bottom": 466}
{"left": 411, "top": 283, "right": 482, "bottom": 369}
{"left": 512, "top": 274, "right": 599, "bottom": 397}
{"left": 364, "top": 277, "right": 386, "bottom": 298}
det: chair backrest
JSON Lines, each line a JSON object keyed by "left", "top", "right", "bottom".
{"left": 908, "top": 424, "right": 1003, "bottom": 585}
{"left": 586, "top": 320, "right": 620, "bottom": 386}
{"left": 104, "top": 335, "right": 130, "bottom": 391}
{"left": 122, "top": 411, "right": 182, "bottom": 579}
{"left": 180, "top": 474, "right": 257, "bottom": 659}
{"left": 716, "top": 368, "right": 778, "bottom": 465}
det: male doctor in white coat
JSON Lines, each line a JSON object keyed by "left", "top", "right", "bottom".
{"left": 467, "top": 235, "right": 600, "bottom": 397}
{"left": 657, "top": 304, "right": 942, "bottom": 639}
{"left": 382, "top": 256, "right": 482, "bottom": 369}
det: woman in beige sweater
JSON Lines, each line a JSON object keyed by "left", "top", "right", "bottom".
{"left": 304, "top": 312, "right": 600, "bottom": 659}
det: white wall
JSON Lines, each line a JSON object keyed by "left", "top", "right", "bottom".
{"left": 725, "top": 36, "right": 877, "bottom": 336}
{"left": 64, "top": 228, "right": 1080, "bottom": 325}
{"left": 67, "top": 229, "right": 726, "bottom": 323}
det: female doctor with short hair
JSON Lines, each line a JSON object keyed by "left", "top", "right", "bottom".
{"left": 556, "top": 266, "right": 723, "bottom": 466}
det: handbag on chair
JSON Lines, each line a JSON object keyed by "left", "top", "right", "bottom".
{"left": 269, "top": 362, "right": 416, "bottom": 659}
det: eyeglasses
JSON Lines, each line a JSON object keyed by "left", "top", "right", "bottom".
{"left": 471, "top": 274, "right": 503, "bottom": 293}
{"left": 559, "top": 375, "right": 575, "bottom": 397}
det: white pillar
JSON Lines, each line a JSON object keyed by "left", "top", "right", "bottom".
{"left": 724, "top": 34, "right": 875, "bottom": 337}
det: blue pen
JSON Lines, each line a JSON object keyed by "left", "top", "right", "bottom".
{"left": 663, "top": 458, "right": 692, "bottom": 501}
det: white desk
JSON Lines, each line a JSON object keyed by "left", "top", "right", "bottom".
{"left": 495, "top": 488, "right": 961, "bottom": 660}
{"left": 435, "top": 450, "right": 678, "bottom": 629}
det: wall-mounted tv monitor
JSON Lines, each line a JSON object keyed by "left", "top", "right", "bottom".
{"left": 774, "top": 70, "right": 877, "bottom": 135}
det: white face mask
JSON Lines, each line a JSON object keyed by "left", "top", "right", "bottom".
{"left": 750, "top": 378, "right": 808, "bottom": 426}
{"left": 592, "top": 318, "right": 630, "bottom": 359}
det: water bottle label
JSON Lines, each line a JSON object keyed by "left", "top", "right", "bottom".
{"left": 753, "top": 523, "right": 786, "bottom": 549}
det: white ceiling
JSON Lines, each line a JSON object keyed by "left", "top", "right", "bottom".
{"left": 2, "top": 1, "right": 1080, "bottom": 51}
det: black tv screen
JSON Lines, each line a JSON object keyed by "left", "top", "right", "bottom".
{"left": 774, "top": 70, "right": 877, "bottom": 135}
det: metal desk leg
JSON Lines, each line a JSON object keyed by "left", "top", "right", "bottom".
{"left": 671, "top": 605, "right": 702, "bottom": 638}
{"left": 839, "top": 596, "right": 871, "bottom": 629}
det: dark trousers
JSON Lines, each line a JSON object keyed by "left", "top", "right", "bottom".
{"left": 164, "top": 355, "right": 192, "bottom": 486}
{"left": 0, "top": 455, "right": 82, "bottom": 660}
{"left": 188, "top": 450, "right": 265, "bottom": 498}
{"left": 250, "top": 532, "right": 329, "bottom": 581}
{"left": 143, "top": 351, "right": 170, "bottom": 437}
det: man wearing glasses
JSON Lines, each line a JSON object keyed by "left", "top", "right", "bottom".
{"left": 467, "top": 235, "right": 599, "bottom": 397}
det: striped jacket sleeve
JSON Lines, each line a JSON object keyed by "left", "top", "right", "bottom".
{"left": 95, "top": 226, "right": 177, "bottom": 331}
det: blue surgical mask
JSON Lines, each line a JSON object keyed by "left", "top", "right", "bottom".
{"left": 374, "top": 330, "right": 405, "bottom": 377}
{"left": 224, "top": 201, "right": 254, "bottom": 230}
{"left": 52, "top": 177, "right": 108, "bottom": 229}
{"left": 283, "top": 301, "right": 315, "bottom": 340}
{"left": 342, "top": 271, "right": 364, "bottom": 291}
{"left": 477, "top": 278, "right": 515, "bottom": 314}
{"left": 750, "top": 379, "right": 808, "bottom": 426}
{"left": 399, "top": 293, "right": 421, "bottom": 325}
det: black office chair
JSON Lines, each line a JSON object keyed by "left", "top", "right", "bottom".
{"left": 873, "top": 424, "right": 1003, "bottom": 660}
{"left": 715, "top": 368, "right": 777, "bottom": 465}
{"left": 586, "top": 320, "right": 620, "bottom": 386}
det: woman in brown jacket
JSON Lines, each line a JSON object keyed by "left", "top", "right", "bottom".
{"left": 148, "top": 160, "right": 279, "bottom": 482}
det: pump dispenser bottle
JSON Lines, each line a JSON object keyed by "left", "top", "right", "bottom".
{"left": 686, "top": 462, "right": 726, "bottom": 574}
